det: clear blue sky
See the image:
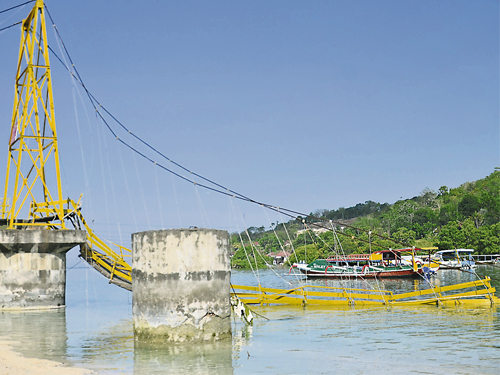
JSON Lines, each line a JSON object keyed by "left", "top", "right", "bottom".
{"left": 0, "top": 0, "right": 498, "bottom": 247}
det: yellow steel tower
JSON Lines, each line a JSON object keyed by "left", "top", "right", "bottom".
{"left": 1, "top": 0, "right": 66, "bottom": 229}
{"left": 0, "top": 0, "right": 132, "bottom": 289}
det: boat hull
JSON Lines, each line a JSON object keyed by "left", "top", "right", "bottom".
{"left": 296, "top": 266, "right": 420, "bottom": 278}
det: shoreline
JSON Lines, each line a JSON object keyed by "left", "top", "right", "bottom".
{"left": 0, "top": 338, "right": 95, "bottom": 375}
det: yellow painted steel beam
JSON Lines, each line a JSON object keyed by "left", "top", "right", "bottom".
{"left": 2, "top": 0, "right": 65, "bottom": 229}
{"left": 231, "top": 284, "right": 393, "bottom": 296}
{"left": 392, "top": 278, "right": 492, "bottom": 300}
{"left": 232, "top": 278, "right": 498, "bottom": 307}
{"left": 233, "top": 291, "right": 497, "bottom": 307}
{"left": 64, "top": 199, "right": 132, "bottom": 286}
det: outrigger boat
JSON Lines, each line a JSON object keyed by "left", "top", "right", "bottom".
{"left": 431, "top": 249, "right": 476, "bottom": 270}
{"left": 290, "top": 249, "right": 439, "bottom": 278}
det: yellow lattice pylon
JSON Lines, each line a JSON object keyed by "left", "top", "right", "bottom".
{"left": 2, "top": 0, "right": 66, "bottom": 229}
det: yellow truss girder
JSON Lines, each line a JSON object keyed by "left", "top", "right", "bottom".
{"left": 232, "top": 277, "right": 498, "bottom": 307}
{"left": 2, "top": 0, "right": 65, "bottom": 228}
{"left": 64, "top": 199, "right": 132, "bottom": 288}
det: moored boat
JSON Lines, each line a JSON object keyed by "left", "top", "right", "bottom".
{"left": 431, "top": 249, "right": 476, "bottom": 270}
{"left": 290, "top": 249, "right": 439, "bottom": 278}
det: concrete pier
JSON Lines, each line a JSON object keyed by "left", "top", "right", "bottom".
{"left": 132, "top": 228, "right": 231, "bottom": 343}
{"left": 0, "top": 229, "right": 87, "bottom": 309}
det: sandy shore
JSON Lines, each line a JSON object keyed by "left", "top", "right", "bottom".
{"left": 0, "top": 339, "right": 95, "bottom": 375}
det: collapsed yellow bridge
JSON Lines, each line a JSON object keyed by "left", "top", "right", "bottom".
{"left": 0, "top": 0, "right": 497, "bottom": 309}
{"left": 232, "top": 277, "right": 499, "bottom": 307}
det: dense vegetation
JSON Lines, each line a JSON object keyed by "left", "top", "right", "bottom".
{"left": 230, "top": 171, "right": 500, "bottom": 269}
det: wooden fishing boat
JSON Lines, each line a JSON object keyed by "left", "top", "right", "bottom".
{"left": 290, "top": 249, "right": 439, "bottom": 278}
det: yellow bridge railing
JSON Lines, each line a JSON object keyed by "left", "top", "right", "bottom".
{"left": 232, "top": 277, "right": 498, "bottom": 307}
{"left": 65, "top": 199, "right": 132, "bottom": 290}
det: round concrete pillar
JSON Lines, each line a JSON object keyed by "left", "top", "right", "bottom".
{"left": 132, "top": 228, "right": 231, "bottom": 343}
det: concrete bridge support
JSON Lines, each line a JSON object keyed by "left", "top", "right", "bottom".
{"left": 132, "top": 228, "right": 231, "bottom": 343}
{"left": 0, "top": 229, "right": 87, "bottom": 310}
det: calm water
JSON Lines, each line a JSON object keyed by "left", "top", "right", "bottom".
{"left": 1, "top": 264, "right": 499, "bottom": 374}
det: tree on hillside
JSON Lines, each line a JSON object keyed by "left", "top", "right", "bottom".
{"left": 419, "top": 188, "right": 438, "bottom": 208}
{"left": 286, "top": 244, "right": 320, "bottom": 265}
{"left": 477, "top": 172, "right": 500, "bottom": 225}
{"left": 436, "top": 218, "right": 500, "bottom": 254}
{"left": 438, "top": 201, "right": 459, "bottom": 225}
{"left": 458, "top": 194, "right": 481, "bottom": 219}
{"left": 231, "top": 247, "right": 272, "bottom": 269}
{"left": 392, "top": 227, "right": 416, "bottom": 246}
{"left": 381, "top": 200, "right": 417, "bottom": 235}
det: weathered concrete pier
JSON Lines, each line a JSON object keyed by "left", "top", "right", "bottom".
{"left": 0, "top": 229, "right": 87, "bottom": 309}
{"left": 132, "top": 228, "right": 231, "bottom": 342}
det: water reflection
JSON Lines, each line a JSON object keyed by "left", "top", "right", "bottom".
{"left": 0, "top": 265, "right": 499, "bottom": 374}
{"left": 238, "top": 300, "right": 500, "bottom": 374}
{"left": 232, "top": 323, "right": 253, "bottom": 364}
{"left": 73, "top": 318, "right": 133, "bottom": 372}
{"left": 134, "top": 339, "right": 234, "bottom": 374}
{"left": 0, "top": 309, "right": 67, "bottom": 362}
{"left": 229, "top": 266, "right": 500, "bottom": 374}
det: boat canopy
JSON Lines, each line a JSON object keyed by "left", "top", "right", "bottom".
{"left": 434, "top": 249, "right": 474, "bottom": 255}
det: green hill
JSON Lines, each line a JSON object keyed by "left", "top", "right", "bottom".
{"left": 231, "top": 171, "right": 500, "bottom": 268}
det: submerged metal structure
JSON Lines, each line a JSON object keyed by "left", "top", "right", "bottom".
{"left": 232, "top": 277, "right": 499, "bottom": 307}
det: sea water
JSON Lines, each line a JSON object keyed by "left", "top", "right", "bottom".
{"left": 1, "top": 264, "right": 499, "bottom": 374}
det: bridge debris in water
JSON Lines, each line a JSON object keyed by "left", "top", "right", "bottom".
{"left": 232, "top": 277, "right": 499, "bottom": 307}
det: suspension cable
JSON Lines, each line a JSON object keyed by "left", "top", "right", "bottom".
{"left": 43, "top": 2, "right": 414, "bottom": 252}
{"left": 0, "top": 1, "right": 34, "bottom": 15}
{"left": 0, "top": 21, "right": 21, "bottom": 32}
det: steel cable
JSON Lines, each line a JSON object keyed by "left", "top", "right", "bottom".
{"left": 0, "top": 0, "right": 34, "bottom": 15}
{"left": 0, "top": 21, "right": 21, "bottom": 32}
{"left": 43, "top": 3, "right": 414, "bottom": 252}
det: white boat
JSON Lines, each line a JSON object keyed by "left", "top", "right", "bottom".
{"left": 431, "top": 249, "right": 475, "bottom": 270}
